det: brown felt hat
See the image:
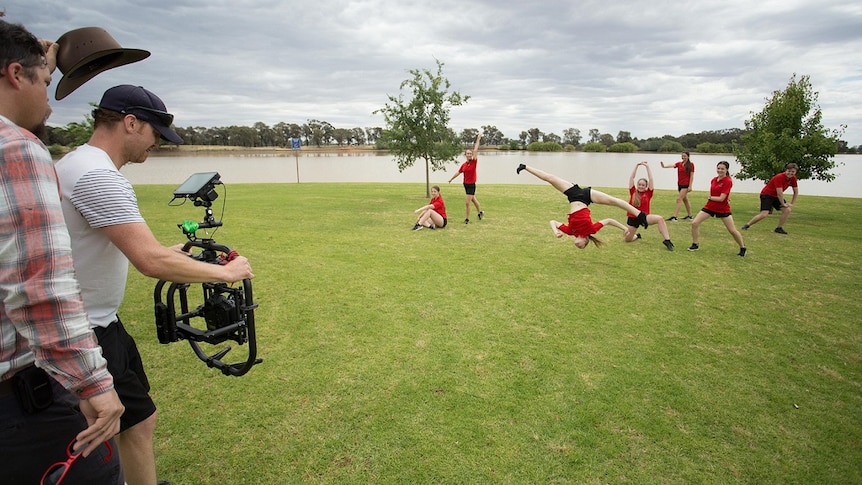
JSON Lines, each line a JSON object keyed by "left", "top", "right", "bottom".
{"left": 54, "top": 27, "right": 150, "bottom": 100}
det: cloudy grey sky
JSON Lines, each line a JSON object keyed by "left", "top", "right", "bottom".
{"left": 9, "top": 0, "right": 862, "bottom": 144}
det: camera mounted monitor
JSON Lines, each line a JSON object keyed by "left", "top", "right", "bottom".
{"left": 172, "top": 172, "right": 221, "bottom": 205}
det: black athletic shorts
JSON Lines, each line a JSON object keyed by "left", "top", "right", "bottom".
{"left": 563, "top": 184, "right": 592, "bottom": 205}
{"left": 94, "top": 317, "right": 156, "bottom": 431}
{"left": 463, "top": 183, "right": 477, "bottom": 196}
{"left": 626, "top": 216, "right": 645, "bottom": 227}
{"left": 700, "top": 208, "right": 732, "bottom": 218}
{"left": 759, "top": 194, "right": 783, "bottom": 212}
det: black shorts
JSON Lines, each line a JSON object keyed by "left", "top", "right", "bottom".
{"left": 626, "top": 216, "right": 644, "bottom": 227}
{"left": 463, "top": 183, "right": 477, "bottom": 195}
{"left": 563, "top": 184, "right": 592, "bottom": 205}
{"left": 700, "top": 208, "right": 732, "bottom": 218}
{"left": 678, "top": 185, "right": 690, "bottom": 191}
{"left": 759, "top": 194, "right": 783, "bottom": 212}
{"left": 440, "top": 217, "right": 448, "bottom": 228}
{"left": 94, "top": 317, "right": 156, "bottom": 431}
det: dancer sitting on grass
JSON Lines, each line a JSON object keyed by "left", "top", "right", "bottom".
{"left": 624, "top": 161, "right": 675, "bottom": 251}
{"left": 412, "top": 185, "right": 447, "bottom": 230}
{"left": 517, "top": 163, "right": 648, "bottom": 249}
{"left": 688, "top": 161, "right": 747, "bottom": 257}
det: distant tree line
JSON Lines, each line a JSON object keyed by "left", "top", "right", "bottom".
{"left": 41, "top": 113, "right": 859, "bottom": 155}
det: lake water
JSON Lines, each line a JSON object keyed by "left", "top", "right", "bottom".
{"left": 122, "top": 151, "right": 862, "bottom": 198}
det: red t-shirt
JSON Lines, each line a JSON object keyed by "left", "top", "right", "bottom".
{"left": 430, "top": 195, "right": 447, "bottom": 219}
{"left": 761, "top": 172, "right": 797, "bottom": 197}
{"left": 675, "top": 161, "right": 694, "bottom": 186}
{"left": 559, "top": 208, "right": 604, "bottom": 237}
{"left": 704, "top": 176, "right": 732, "bottom": 213}
{"left": 627, "top": 186, "right": 653, "bottom": 218}
{"left": 458, "top": 158, "right": 478, "bottom": 184}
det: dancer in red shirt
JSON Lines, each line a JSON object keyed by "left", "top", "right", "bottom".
{"left": 517, "top": 164, "right": 648, "bottom": 249}
{"left": 660, "top": 151, "right": 695, "bottom": 221}
{"left": 741, "top": 163, "right": 799, "bottom": 234}
{"left": 688, "top": 161, "right": 746, "bottom": 256}
{"left": 448, "top": 133, "right": 483, "bottom": 224}
{"left": 412, "top": 185, "right": 447, "bottom": 230}
{"left": 624, "top": 161, "right": 675, "bottom": 251}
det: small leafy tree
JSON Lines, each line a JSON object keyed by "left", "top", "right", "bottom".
{"left": 374, "top": 59, "right": 468, "bottom": 197}
{"left": 735, "top": 74, "right": 844, "bottom": 182}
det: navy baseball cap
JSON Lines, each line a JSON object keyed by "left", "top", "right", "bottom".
{"left": 98, "top": 85, "right": 183, "bottom": 144}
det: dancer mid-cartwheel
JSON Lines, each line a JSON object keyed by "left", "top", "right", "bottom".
{"left": 517, "top": 164, "right": 649, "bottom": 249}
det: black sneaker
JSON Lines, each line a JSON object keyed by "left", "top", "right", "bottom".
{"left": 464, "top": 219, "right": 470, "bottom": 224}
{"left": 663, "top": 239, "right": 675, "bottom": 251}
{"left": 516, "top": 163, "right": 526, "bottom": 174}
{"left": 738, "top": 247, "right": 747, "bottom": 257}
{"left": 687, "top": 243, "right": 699, "bottom": 251}
{"left": 636, "top": 233, "right": 642, "bottom": 240}
{"left": 682, "top": 215, "right": 693, "bottom": 220}
{"left": 774, "top": 227, "right": 788, "bottom": 234}
{"left": 412, "top": 223, "right": 421, "bottom": 231}
{"left": 667, "top": 216, "right": 678, "bottom": 222}
{"left": 477, "top": 211, "right": 484, "bottom": 220}
{"left": 741, "top": 224, "right": 750, "bottom": 230}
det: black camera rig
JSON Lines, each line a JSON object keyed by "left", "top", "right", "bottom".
{"left": 153, "top": 172, "right": 261, "bottom": 376}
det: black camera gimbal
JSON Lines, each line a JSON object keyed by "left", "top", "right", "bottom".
{"left": 153, "top": 172, "right": 261, "bottom": 376}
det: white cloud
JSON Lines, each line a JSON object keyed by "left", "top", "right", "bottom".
{"left": 7, "top": 0, "right": 862, "bottom": 144}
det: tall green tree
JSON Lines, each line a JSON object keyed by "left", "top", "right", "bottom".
{"left": 460, "top": 128, "right": 480, "bottom": 145}
{"left": 374, "top": 59, "right": 468, "bottom": 196}
{"left": 735, "top": 74, "right": 844, "bottom": 182}
{"left": 562, "top": 128, "right": 581, "bottom": 147}
{"left": 481, "top": 125, "right": 504, "bottom": 146}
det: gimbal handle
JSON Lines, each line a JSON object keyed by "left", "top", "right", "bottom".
{"left": 154, "top": 238, "right": 261, "bottom": 377}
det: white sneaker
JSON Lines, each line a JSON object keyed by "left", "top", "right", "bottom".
{"left": 549, "top": 220, "right": 564, "bottom": 238}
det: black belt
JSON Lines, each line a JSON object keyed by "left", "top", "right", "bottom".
{"left": 0, "top": 377, "right": 15, "bottom": 396}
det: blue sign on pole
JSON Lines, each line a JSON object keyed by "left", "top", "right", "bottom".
{"left": 290, "top": 137, "right": 301, "bottom": 150}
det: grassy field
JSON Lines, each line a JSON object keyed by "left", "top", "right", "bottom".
{"left": 121, "top": 182, "right": 861, "bottom": 484}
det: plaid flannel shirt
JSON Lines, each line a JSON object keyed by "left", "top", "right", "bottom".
{"left": 0, "top": 116, "right": 113, "bottom": 399}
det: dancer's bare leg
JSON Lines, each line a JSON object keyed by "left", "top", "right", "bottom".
{"left": 590, "top": 189, "right": 641, "bottom": 215}
{"left": 520, "top": 165, "right": 574, "bottom": 193}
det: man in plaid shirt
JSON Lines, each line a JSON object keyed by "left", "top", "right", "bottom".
{"left": 0, "top": 20, "right": 124, "bottom": 484}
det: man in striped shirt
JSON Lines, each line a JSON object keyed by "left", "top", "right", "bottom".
{"left": 0, "top": 20, "right": 124, "bottom": 484}
{"left": 56, "top": 84, "right": 254, "bottom": 485}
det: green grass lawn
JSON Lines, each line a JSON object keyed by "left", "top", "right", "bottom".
{"left": 122, "top": 182, "right": 862, "bottom": 484}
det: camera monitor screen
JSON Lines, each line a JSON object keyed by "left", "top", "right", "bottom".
{"left": 173, "top": 172, "right": 221, "bottom": 198}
